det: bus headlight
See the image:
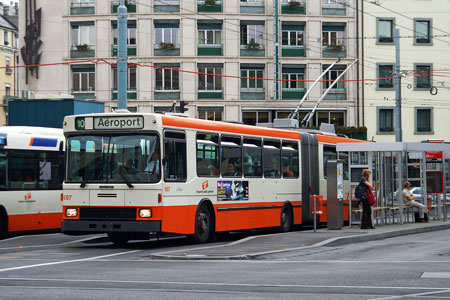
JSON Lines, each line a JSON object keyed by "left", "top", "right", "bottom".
{"left": 65, "top": 208, "right": 78, "bottom": 217}
{"left": 139, "top": 208, "right": 152, "bottom": 218}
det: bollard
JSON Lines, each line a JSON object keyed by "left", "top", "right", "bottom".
{"left": 313, "top": 194, "right": 317, "bottom": 232}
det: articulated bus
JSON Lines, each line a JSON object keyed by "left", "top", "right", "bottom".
{"left": 61, "top": 113, "right": 365, "bottom": 245}
{"left": 0, "top": 126, "right": 65, "bottom": 238}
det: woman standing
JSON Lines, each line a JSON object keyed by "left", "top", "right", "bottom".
{"left": 359, "top": 169, "right": 374, "bottom": 229}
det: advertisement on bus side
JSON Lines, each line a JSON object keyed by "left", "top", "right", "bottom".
{"left": 217, "top": 180, "right": 249, "bottom": 201}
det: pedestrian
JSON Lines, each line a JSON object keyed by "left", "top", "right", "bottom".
{"left": 402, "top": 181, "right": 427, "bottom": 222}
{"left": 359, "top": 169, "right": 374, "bottom": 229}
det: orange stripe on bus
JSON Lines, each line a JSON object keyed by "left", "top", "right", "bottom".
{"left": 8, "top": 213, "right": 62, "bottom": 232}
{"left": 161, "top": 115, "right": 301, "bottom": 140}
{"left": 29, "top": 137, "right": 34, "bottom": 146}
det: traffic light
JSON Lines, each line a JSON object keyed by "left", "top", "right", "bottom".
{"left": 180, "top": 100, "right": 189, "bottom": 113}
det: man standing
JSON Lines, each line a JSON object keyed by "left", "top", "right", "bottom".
{"left": 402, "top": 181, "right": 427, "bottom": 222}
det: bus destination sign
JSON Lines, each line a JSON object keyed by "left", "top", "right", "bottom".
{"left": 94, "top": 116, "right": 144, "bottom": 130}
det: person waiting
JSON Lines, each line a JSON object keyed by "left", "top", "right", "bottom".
{"left": 402, "top": 181, "right": 427, "bottom": 222}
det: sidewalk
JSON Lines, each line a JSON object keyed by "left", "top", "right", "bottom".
{"left": 150, "top": 220, "right": 450, "bottom": 260}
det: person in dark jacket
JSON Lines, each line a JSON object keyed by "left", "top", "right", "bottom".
{"left": 359, "top": 169, "right": 374, "bottom": 229}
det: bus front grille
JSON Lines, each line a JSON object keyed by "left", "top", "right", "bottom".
{"left": 79, "top": 207, "right": 137, "bottom": 221}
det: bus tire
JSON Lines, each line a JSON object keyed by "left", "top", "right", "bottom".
{"left": 280, "top": 204, "right": 293, "bottom": 233}
{"left": 107, "top": 232, "right": 130, "bottom": 246}
{"left": 0, "top": 206, "right": 7, "bottom": 239}
{"left": 194, "top": 204, "right": 211, "bottom": 244}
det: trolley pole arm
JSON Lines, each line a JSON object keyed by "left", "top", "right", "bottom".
{"left": 301, "top": 59, "right": 358, "bottom": 127}
{"left": 289, "top": 59, "right": 340, "bottom": 119}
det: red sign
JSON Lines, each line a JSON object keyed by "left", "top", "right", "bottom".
{"left": 426, "top": 151, "right": 443, "bottom": 160}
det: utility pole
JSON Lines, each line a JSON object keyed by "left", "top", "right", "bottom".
{"left": 394, "top": 28, "right": 402, "bottom": 142}
{"left": 274, "top": 0, "right": 279, "bottom": 100}
{"left": 117, "top": 0, "right": 128, "bottom": 111}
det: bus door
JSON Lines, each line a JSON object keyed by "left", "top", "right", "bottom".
{"left": 300, "top": 133, "right": 319, "bottom": 225}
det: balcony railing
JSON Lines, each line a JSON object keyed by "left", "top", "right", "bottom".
{"left": 240, "top": 1, "right": 264, "bottom": 13}
{"left": 71, "top": 45, "right": 95, "bottom": 58}
{"left": 154, "top": 43, "right": 180, "bottom": 56}
{"left": 154, "top": 0, "right": 180, "bottom": 12}
{"left": 198, "top": 0, "right": 222, "bottom": 12}
{"left": 322, "top": 45, "right": 346, "bottom": 58}
{"left": 322, "top": 0, "right": 346, "bottom": 15}
{"left": 281, "top": 1, "right": 305, "bottom": 14}
{"left": 71, "top": 0, "right": 95, "bottom": 14}
{"left": 5, "top": 67, "right": 12, "bottom": 75}
{"left": 111, "top": 0, "right": 136, "bottom": 13}
{"left": 198, "top": 43, "right": 223, "bottom": 56}
{"left": 198, "top": 89, "right": 223, "bottom": 99}
{"left": 281, "top": 44, "right": 305, "bottom": 57}
{"left": 111, "top": 44, "right": 137, "bottom": 56}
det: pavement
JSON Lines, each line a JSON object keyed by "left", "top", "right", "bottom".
{"left": 149, "top": 220, "right": 450, "bottom": 260}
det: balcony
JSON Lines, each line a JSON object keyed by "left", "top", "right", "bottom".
{"left": 281, "top": 1, "right": 305, "bottom": 14}
{"left": 111, "top": 45, "right": 137, "bottom": 56}
{"left": 112, "top": 89, "right": 137, "bottom": 100}
{"left": 323, "top": 88, "right": 347, "bottom": 100}
{"left": 72, "top": 90, "right": 95, "bottom": 101}
{"left": 5, "top": 67, "right": 12, "bottom": 75}
{"left": 71, "top": 45, "right": 95, "bottom": 58}
{"left": 154, "top": 0, "right": 180, "bottom": 12}
{"left": 154, "top": 90, "right": 180, "bottom": 100}
{"left": 322, "top": 45, "right": 346, "bottom": 58}
{"left": 154, "top": 43, "right": 180, "bottom": 56}
{"left": 240, "top": 44, "right": 265, "bottom": 57}
{"left": 198, "top": 89, "right": 223, "bottom": 99}
{"left": 240, "top": 1, "right": 264, "bottom": 14}
{"left": 282, "top": 45, "right": 305, "bottom": 57}
{"left": 240, "top": 88, "right": 265, "bottom": 100}
{"left": 198, "top": 0, "right": 222, "bottom": 12}
{"left": 198, "top": 44, "right": 222, "bottom": 56}
{"left": 282, "top": 88, "right": 305, "bottom": 100}
{"left": 71, "top": 0, "right": 95, "bottom": 14}
{"left": 111, "top": 0, "right": 136, "bottom": 13}
{"left": 322, "top": 2, "right": 346, "bottom": 15}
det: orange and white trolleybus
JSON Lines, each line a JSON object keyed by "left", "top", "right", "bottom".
{"left": 61, "top": 112, "right": 365, "bottom": 245}
{"left": 0, "top": 126, "right": 65, "bottom": 238}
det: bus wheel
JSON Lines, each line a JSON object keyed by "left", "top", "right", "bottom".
{"left": 280, "top": 205, "right": 293, "bottom": 233}
{"left": 107, "top": 232, "right": 130, "bottom": 246}
{"left": 194, "top": 204, "right": 211, "bottom": 244}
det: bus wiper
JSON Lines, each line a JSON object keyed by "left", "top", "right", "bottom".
{"left": 111, "top": 161, "right": 134, "bottom": 188}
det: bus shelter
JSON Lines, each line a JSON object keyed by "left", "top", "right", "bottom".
{"left": 336, "top": 142, "right": 450, "bottom": 226}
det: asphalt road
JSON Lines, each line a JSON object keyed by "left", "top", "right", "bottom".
{"left": 0, "top": 229, "right": 449, "bottom": 299}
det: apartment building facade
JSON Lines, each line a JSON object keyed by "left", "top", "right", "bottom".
{"left": 358, "top": 0, "right": 450, "bottom": 142}
{"left": 0, "top": 15, "right": 17, "bottom": 126}
{"left": 19, "top": 0, "right": 358, "bottom": 127}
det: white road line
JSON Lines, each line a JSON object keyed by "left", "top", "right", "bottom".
{"left": 421, "top": 272, "right": 450, "bottom": 279}
{"left": 0, "top": 250, "right": 141, "bottom": 273}
{"left": 0, "top": 236, "right": 105, "bottom": 250}
{"left": 370, "top": 288, "right": 450, "bottom": 300}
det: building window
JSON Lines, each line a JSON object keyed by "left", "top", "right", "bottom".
{"left": 198, "top": 65, "right": 222, "bottom": 91}
{"left": 155, "top": 67, "right": 179, "bottom": 91}
{"left": 155, "top": 24, "right": 179, "bottom": 48}
{"left": 198, "top": 26, "right": 222, "bottom": 45}
{"left": 415, "top": 64, "right": 432, "bottom": 89}
{"left": 3, "top": 31, "right": 9, "bottom": 46}
{"left": 241, "top": 68, "right": 264, "bottom": 91}
{"left": 414, "top": 19, "right": 432, "bottom": 44}
{"left": 282, "top": 67, "right": 304, "bottom": 90}
{"left": 378, "top": 108, "right": 394, "bottom": 133}
{"left": 323, "top": 67, "right": 345, "bottom": 91}
{"left": 113, "top": 66, "right": 137, "bottom": 91}
{"left": 415, "top": 108, "right": 432, "bottom": 133}
{"left": 113, "top": 22, "right": 137, "bottom": 47}
{"left": 377, "top": 18, "right": 394, "bottom": 44}
{"left": 242, "top": 111, "right": 271, "bottom": 125}
{"left": 72, "top": 68, "right": 95, "bottom": 92}
{"left": 198, "top": 107, "right": 223, "bottom": 121}
{"left": 240, "top": 24, "right": 264, "bottom": 48}
{"left": 322, "top": 25, "right": 345, "bottom": 50}
{"left": 71, "top": 23, "right": 95, "bottom": 50}
{"left": 378, "top": 64, "right": 394, "bottom": 89}
{"left": 282, "top": 27, "right": 304, "bottom": 47}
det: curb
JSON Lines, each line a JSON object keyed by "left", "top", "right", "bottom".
{"left": 148, "top": 222, "right": 450, "bottom": 260}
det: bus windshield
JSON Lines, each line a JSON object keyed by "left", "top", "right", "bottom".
{"left": 66, "top": 134, "right": 160, "bottom": 184}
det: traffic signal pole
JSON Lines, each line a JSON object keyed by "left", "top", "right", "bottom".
{"left": 117, "top": 0, "right": 128, "bottom": 111}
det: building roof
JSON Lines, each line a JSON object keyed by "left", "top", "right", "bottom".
{"left": 0, "top": 14, "right": 17, "bottom": 31}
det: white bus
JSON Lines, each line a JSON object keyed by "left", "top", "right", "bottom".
{"left": 0, "top": 126, "right": 65, "bottom": 238}
{"left": 61, "top": 112, "right": 365, "bottom": 245}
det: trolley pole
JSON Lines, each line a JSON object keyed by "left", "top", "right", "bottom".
{"left": 394, "top": 28, "right": 402, "bottom": 142}
{"left": 117, "top": 0, "right": 128, "bottom": 110}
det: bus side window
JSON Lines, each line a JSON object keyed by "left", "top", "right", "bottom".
{"left": 263, "top": 140, "right": 281, "bottom": 178}
{"left": 323, "top": 145, "right": 337, "bottom": 179}
{"left": 243, "top": 138, "right": 262, "bottom": 177}
{"left": 0, "top": 152, "right": 7, "bottom": 189}
{"left": 164, "top": 130, "right": 186, "bottom": 181}
{"left": 282, "top": 141, "right": 299, "bottom": 178}
{"left": 221, "top": 135, "right": 242, "bottom": 178}
{"left": 196, "top": 133, "right": 219, "bottom": 177}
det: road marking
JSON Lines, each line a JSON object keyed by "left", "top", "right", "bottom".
{"left": 0, "top": 236, "right": 104, "bottom": 250}
{"left": 421, "top": 272, "right": 450, "bottom": 279}
{"left": 0, "top": 250, "right": 141, "bottom": 273}
{"left": 369, "top": 288, "right": 450, "bottom": 300}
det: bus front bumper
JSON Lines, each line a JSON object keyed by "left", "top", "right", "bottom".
{"left": 61, "top": 220, "right": 161, "bottom": 235}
